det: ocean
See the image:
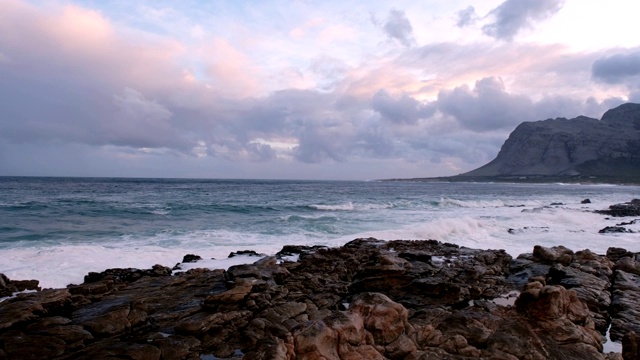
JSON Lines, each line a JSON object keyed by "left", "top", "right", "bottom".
{"left": 1, "top": 177, "right": 639, "bottom": 289}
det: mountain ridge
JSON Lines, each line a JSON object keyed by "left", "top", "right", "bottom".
{"left": 389, "top": 103, "right": 640, "bottom": 184}
{"left": 461, "top": 103, "right": 640, "bottom": 179}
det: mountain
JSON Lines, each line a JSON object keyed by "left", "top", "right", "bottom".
{"left": 458, "top": 103, "right": 640, "bottom": 182}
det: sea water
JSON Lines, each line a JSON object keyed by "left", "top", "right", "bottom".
{"left": 1, "top": 177, "right": 639, "bottom": 289}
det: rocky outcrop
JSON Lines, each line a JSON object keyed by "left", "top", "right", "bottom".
{"left": 2, "top": 239, "right": 640, "bottom": 359}
{"left": 460, "top": 103, "right": 640, "bottom": 179}
{"left": 597, "top": 199, "right": 640, "bottom": 217}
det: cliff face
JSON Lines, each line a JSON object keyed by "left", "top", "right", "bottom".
{"left": 462, "top": 103, "right": 640, "bottom": 178}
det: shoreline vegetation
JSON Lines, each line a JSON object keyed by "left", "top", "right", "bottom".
{"left": 1, "top": 201, "right": 640, "bottom": 359}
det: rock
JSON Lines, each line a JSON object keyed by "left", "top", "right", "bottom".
{"left": 0, "top": 274, "right": 40, "bottom": 297}
{"left": 227, "top": 256, "right": 290, "bottom": 284}
{"left": 607, "top": 248, "right": 634, "bottom": 263}
{"left": 610, "top": 270, "right": 640, "bottom": 341}
{"left": 83, "top": 265, "right": 171, "bottom": 284}
{"left": 61, "top": 340, "right": 161, "bottom": 360}
{"left": 228, "top": 250, "right": 266, "bottom": 258}
{"left": 615, "top": 257, "right": 640, "bottom": 277}
{"left": 0, "top": 240, "right": 632, "bottom": 359}
{"left": 599, "top": 226, "right": 634, "bottom": 233}
{"left": 1, "top": 332, "right": 67, "bottom": 359}
{"left": 181, "top": 254, "right": 202, "bottom": 263}
{"left": 533, "top": 245, "right": 574, "bottom": 265}
{"left": 458, "top": 103, "right": 640, "bottom": 179}
{"left": 276, "top": 245, "right": 327, "bottom": 260}
{"left": 0, "top": 274, "right": 18, "bottom": 297}
{"left": 582, "top": 199, "right": 592, "bottom": 204}
{"left": 598, "top": 199, "right": 640, "bottom": 217}
{"left": 617, "top": 219, "right": 638, "bottom": 226}
{"left": 0, "top": 289, "right": 72, "bottom": 331}
{"left": 622, "top": 331, "right": 640, "bottom": 360}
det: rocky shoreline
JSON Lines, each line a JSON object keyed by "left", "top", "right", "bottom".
{"left": 1, "top": 202, "right": 640, "bottom": 359}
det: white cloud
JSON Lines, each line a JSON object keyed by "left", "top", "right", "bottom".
{"left": 482, "top": 0, "right": 565, "bottom": 41}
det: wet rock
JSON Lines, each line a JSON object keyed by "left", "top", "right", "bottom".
{"left": 0, "top": 274, "right": 40, "bottom": 297}
{"left": 582, "top": 199, "right": 592, "bottom": 204}
{"left": 608, "top": 248, "right": 635, "bottom": 263}
{"left": 0, "top": 289, "right": 72, "bottom": 331}
{"left": 181, "top": 254, "right": 202, "bottom": 263}
{"left": 545, "top": 252, "right": 614, "bottom": 332}
{"left": 59, "top": 340, "right": 161, "bottom": 360}
{"left": 227, "top": 256, "right": 290, "bottom": 284}
{"left": 228, "top": 250, "right": 266, "bottom": 258}
{"left": 610, "top": 270, "right": 640, "bottom": 341}
{"left": 622, "top": 331, "right": 640, "bottom": 360}
{"left": 0, "top": 240, "right": 633, "bottom": 359}
{"left": 599, "top": 226, "right": 634, "bottom": 234}
{"left": 275, "top": 245, "right": 327, "bottom": 259}
{"left": 617, "top": 219, "right": 638, "bottom": 226}
{"left": 597, "top": 199, "right": 640, "bottom": 217}
{"left": 533, "top": 245, "right": 574, "bottom": 265}
{"left": 83, "top": 264, "right": 171, "bottom": 284}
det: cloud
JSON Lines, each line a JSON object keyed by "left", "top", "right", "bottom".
{"left": 482, "top": 0, "right": 565, "bottom": 40}
{"left": 0, "top": 0, "right": 635, "bottom": 180}
{"left": 108, "top": 88, "right": 182, "bottom": 149}
{"left": 382, "top": 9, "right": 414, "bottom": 47}
{"left": 437, "top": 77, "right": 533, "bottom": 131}
{"left": 456, "top": 6, "right": 478, "bottom": 27}
{"left": 372, "top": 90, "right": 434, "bottom": 124}
{"left": 592, "top": 51, "right": 640, "bottom": 84}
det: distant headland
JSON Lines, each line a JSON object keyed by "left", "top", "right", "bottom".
{"left": 390, "top": 103, "right": 640, "bottom": 184}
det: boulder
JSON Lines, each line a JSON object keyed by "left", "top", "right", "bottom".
{"left": 0, "top": 240, "right": 634, "bottom": 359}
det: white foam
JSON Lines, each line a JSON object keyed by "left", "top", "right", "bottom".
{"left": 491, "top": 290, "right": 520, "bottom": 307}
{"left": 173, "top": 255, "right": 265, "bottom": 273}
{"left": 603, "top": 323, "right": 622, "bottom": 353}
{"left": 3, "top": 185, "right": 640, "bottom": 290}
{"left": 309, "top": 202, "right": 395, "bottom": 211}
{"left": 310, "top": 202, "right": 355, "bottom": 211}
{"left": 439, "top": 198, "right": 507, "bottom": 208}
{"left": 0, "top": 289, "right": 38, "bottom": 303}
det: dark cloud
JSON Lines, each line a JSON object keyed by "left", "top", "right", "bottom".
{"left": 383, "top": 9, "right": 414, "bottom": 47}
{"left": 437, "top": 77, "right": 533, "bottom": 131}
{"left": 293, "top": 126, "right": 346, "bottom": 163}
{"left": 372, "top": 90, "right": 434, "bottom": 124}
{"left": 456, "top": 6, "right": 477, "bottom": 27}
{"left": 482, "top": 0, "right": 564, "bottom": 40}
{"left": 434, "top": 76, "right": 627, "bottom": 135}
{"left": 592, "top": 51, "right": 640, "bottom": 84}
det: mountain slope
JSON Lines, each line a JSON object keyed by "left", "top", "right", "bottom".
{"left": 460, "top": 103, "right": 640, "bottom": 180}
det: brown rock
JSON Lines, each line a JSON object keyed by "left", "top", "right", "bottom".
{"left": 0, "top": 289, "right": 71, "bottom": 331}
{"left": 622, "top": 331, "right": 640, "bottom": 360}
{"left": 1, "top": 332, "right": 66, "bottom": 360}
{"left": 349, "top": 292, "right": 408, "bottom": 345}
{"left": 63, "top": 340, "right": 161, "bottom": 360}
{"left": 533, "top": 245, "right": 574, "bottom": 265}
{"left": 293, "top": 320, "right": 340, "bottom": 359}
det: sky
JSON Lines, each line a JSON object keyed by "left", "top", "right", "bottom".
{"left": 1, "top": 0, "right": 639, "bottom": 180}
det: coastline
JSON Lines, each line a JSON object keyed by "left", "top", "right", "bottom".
{"left": 381, "top": 174, "right": 640, "bottom": 186}
{"left": 2, "top": 238, "right": 639, "bottom": 359}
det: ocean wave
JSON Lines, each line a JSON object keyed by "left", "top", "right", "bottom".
{"left": 438, "top": 198, "right": 506, "bottom": 208}
{"left": 309, "top": 202, "right": 355, "bottom": 211}
{"left": 308, "top": 202, "right": 395, "bottom": 211}
{"left": 283, "top": 215, "right": 338, "bottom": 222}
